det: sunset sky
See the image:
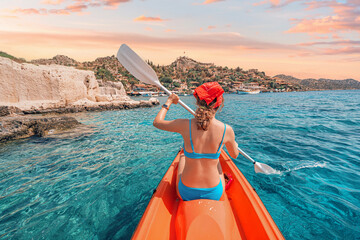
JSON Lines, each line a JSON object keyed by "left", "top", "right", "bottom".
{"left": 0, "top": 0, "right": 359, "bottom": 79}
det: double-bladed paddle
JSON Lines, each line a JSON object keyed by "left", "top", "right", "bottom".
{"left": 116, "top": 44, "right": 278, "bottom": 174}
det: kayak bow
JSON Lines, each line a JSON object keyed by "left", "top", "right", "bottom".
{"left": 132, "top": 149, "right": 284, "bottom": 240}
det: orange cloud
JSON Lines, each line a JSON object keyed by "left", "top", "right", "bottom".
{"left": 134, "top": 15, "right": 167, "bottom": 22}
{"left": 10, "top": 8, "right": 47, "bottom": 15}
{"left": 165, "top": 29, "right": 176, "bottom": 32}
{"left": 101, "top": 0, "right": 131, "bottom": 7}
{"left": 65, "top": 3, "right": 88, "bottom": 12}
{"left": 208, "top": 25, "right": 216, "bottom": 29}
{"left": 253, "top": 0, "right": 267, "bottom": 6}
{"left": 202, "top": 0, "right": 225, "bottom": 4}
{"left": 145, "top": 27, "right": 153, "bottom": 31}
{"left": 0, "top": 15, "right": 19, "bottom": 19}
{"left": 42, "top": 0, "right": 64, "bottom": 5}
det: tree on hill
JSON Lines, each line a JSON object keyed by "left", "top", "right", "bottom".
{"left": 128, "top": 78, "right": 139, "bottom": 88}
{"left": 160, "top": 76, "right": 173, "bottom": 84}
{"left": 96, "top": 68, "right": 115, "bottom": 81}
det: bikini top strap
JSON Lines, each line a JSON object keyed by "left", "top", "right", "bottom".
{"left": 189, "top": 119, "right": 195, "bottom": 152}
{"left": 217, "top": 123, "right": 227, "bottom": 153}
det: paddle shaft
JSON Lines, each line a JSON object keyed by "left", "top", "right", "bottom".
{"left": 158, "top": 83, "right": 196, "bottom": 116}
{"left": 158, "top": 83, "right": 256, "bottom": 164}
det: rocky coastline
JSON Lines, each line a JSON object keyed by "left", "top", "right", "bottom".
{"left": 0, "top": 98, "right": 159, "bottom": 143}
{"left": 0, "top": 56, "right": 160, "bottom": 143}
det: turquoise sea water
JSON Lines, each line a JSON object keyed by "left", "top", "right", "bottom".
{"left": 0, "top": 90, "right": 359, "bottom": 239}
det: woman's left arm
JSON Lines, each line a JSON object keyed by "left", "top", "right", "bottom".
{"left": 153, "top": 94, "right": 186, "bottom": 133}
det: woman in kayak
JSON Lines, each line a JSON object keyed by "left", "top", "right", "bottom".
{"left": 153, "top": 82, "right": 239, "bottom": 201}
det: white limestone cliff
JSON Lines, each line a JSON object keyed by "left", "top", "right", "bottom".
{"left": 0, "top": 56, "right": 131, "bottom": 111}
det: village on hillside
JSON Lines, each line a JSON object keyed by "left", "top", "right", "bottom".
{"left": 79, "top": 55, "right": 302, "bottom": 96}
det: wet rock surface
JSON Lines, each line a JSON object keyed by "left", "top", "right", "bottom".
{"left": 0, "top": 115, "right": 81, "bottom": 143}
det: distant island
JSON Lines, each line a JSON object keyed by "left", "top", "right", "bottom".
{"left": 273, "top": 74, "right": 360, "bottom": 91}
{"left": 1, "top": 51, "right": 359, "bottom": 95}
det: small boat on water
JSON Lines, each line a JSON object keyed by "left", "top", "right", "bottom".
{"left": 127, "top": 91, "right": 141, "bottom": 96}
{"left": 237, "top": 89, "right": 261, "bottom": 95}
{"left": 131, "top": 149, "right": 284, "bottom": 240}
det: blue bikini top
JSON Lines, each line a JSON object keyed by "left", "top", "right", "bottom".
{"left": 183, "top": 119, "right": 226, "bottom": 159}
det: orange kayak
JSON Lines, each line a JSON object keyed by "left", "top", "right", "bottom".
{"left": 132, "top": 149, "right": 284, "bottom": 240}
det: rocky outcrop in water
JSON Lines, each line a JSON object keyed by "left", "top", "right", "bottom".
{"left": 0, "top": 115, "right": 81, "bottom": 143}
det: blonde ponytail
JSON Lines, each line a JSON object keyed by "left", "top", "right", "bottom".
{"left": 195, "top": 96, "right": 223, "bottom": 131}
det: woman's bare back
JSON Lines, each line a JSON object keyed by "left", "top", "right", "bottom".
{"left": 180, "top": 118, "right": 226, "bottom": 188}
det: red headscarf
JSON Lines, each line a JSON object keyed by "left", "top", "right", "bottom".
{"left": 193, "top": 82, "right": 224, "bottom": 108}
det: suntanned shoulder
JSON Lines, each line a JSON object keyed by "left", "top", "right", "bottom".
{"left": 176, "top": 118, "right": 190, "bottom": 126}
{"left": 225, "top": 124, "right": 235, "bottom": 141}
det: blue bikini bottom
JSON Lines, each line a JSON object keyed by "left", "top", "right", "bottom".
{"left": 178, "top": 177, "right": 223, "bottom": 201}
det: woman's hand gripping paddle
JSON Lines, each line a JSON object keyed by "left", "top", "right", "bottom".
{"left": 116, "top": 44, "right": 279, "bottom": 175}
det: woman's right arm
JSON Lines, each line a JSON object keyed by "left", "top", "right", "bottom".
{"left": 224, "top": 125, "right": 239, "bottom": 159}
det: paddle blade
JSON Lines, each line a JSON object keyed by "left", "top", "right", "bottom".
{"left": 116, "top": 44, "right": 160, "bottom": 86}
{"left": 254, "top": 162, "right": 280, "bottom": 175}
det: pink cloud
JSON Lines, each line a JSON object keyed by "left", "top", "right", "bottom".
{"left": 9, "top": 0, "right": 130, "bottom": 16}
{"left": 332, "top": 33, "right": 341, "bottom": 39}
{"left": 208, "top": 25, "right": 216, "bottom": 29}
{"left": 322, "top": 47, "right": 360, "bottom": 55}
{"left": 10, "top": 4, "right": 88, "bottom": 15}
{"left": 202, "top": 0, "right": 225, "bottom": 4}
{"left": 298, "top": 40, "right": 360, "bottom": 47}
{"left": 253, "top": 0, "right": 300, "bottom": 8}
{"left": 134, "top": 15, "right": 167, "bottom": 22}
{"left": 311, "top": 35, "right": 329, "bottom": 40}
{"left": 287, "top": 16, "right": 343, "bottom": 34}
{"left": 288, "top": 0, "right": 360, "bottom": 35}
{"left": 48, "top": 9, "right": 71, "bottom": 15}
{"left": 165, "top": 29, "right": 176, "bottom": 32}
